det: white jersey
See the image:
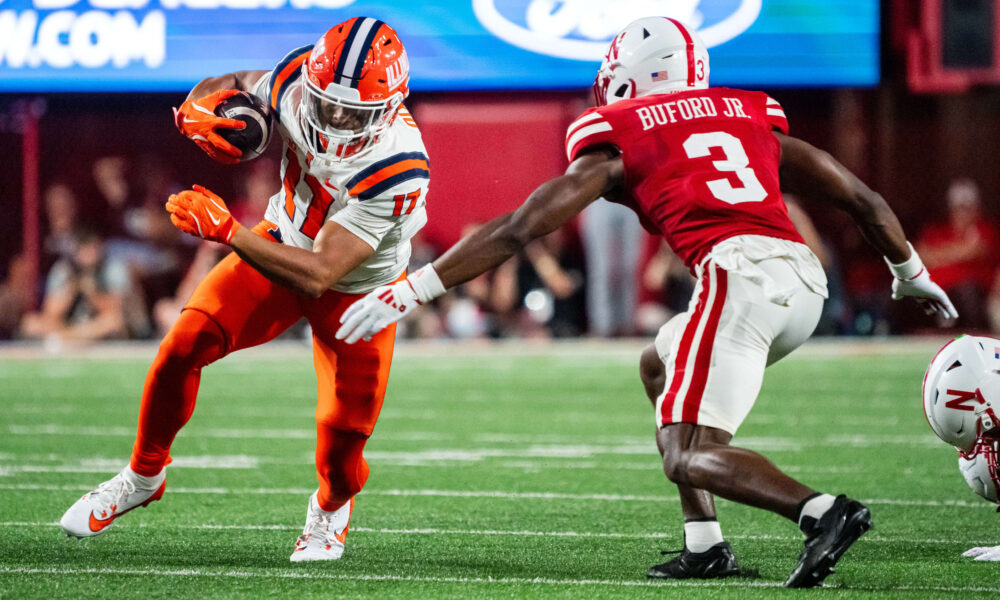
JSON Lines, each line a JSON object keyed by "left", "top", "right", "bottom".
{"left": 249, "top": 45, "right": 429, "bottom": 294}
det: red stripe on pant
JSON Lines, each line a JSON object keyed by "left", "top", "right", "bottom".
{"left": 681, "top": 265, "right": 728, "bottom": 423}
{"left": 659, "top": 265, "right": 713, "bottom": 426}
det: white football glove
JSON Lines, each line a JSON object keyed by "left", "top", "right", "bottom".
{"left": 962, "top": 546, "right": 1000, "bottom": 561}
{"left": 885, "top": 243, "right": 958, "bottom": 320}
{"left": 336, "top": 265, "right": 446, "bottom": 344}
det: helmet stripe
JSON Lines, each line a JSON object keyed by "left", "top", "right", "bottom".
{"left": 664, "top": 17, "right": 695, "bottom": 87}
{"left": 349, "top": 19, "right": 385, "bottom": 86}
{"left": 333, "top": 17, "right": 365, "bottom": 86}
{"left": 337, "top": 17, "right": 380, "bottom": 88}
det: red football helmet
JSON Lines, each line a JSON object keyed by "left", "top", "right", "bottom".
{"left": 300, "top": 17, "right": 410, "bottom": 160}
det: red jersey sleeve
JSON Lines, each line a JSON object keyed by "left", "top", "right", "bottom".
{"left": 764, "top": 95, "right": 789, "bottom": 134}
{"left": 565, "top": 109, "right": 617, "bottom": 161}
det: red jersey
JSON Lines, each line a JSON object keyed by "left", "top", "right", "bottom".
{"left": 565, "top": 87, "right": 804, "bottom": 269}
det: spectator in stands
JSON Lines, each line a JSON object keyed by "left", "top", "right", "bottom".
{"left": 784, "top": 194, "right": 850, "bottom": 335}
{"left": 636, "top": 238, "right": 693, "bottom": 336}
{"left": 491, "top": 226, "right": 586, "bottom": 338}
{"left": 93, "top": 155, "right": 186, "bottom": 326}
{"left": 0, "top": 254, "right": 34, "bottom": 339}
{"left": 19, "top": 228, "right": 148, "bottom": 344}
{"left": 153, "top": 159, "right": 283, "bottom": 337}
{"left": 230, "top": 158, "right": 279, "bottom": 225}
{"left": 152, "top": 242, "right": 229, "bottom": 337}
{"left": 437, "top": 223, "right": 495, "bottom": 339}
{"left": 917, "top": 178, "right": 999, "bottom": 330}
{"left": 580, "top": 201, "right": 642, "bottom": 336}
{"left": 42, "top": 183, "right": 81, "bottom": 270}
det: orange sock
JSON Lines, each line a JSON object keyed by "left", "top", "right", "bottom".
{"left": 315, "top": 425, "right": 370, "bottom": 511}
{"left": 130, "top": 310, "right": 226, "bottom": 476}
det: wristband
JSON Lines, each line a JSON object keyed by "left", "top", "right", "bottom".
{"left": 884, "top": 242, "right": 924, "bottom": 281}
{"left": 408, "top": 264, "right": 446, "bottom": 304}
{"left": 223, "top": 220, "right": 242, "bottom": 245}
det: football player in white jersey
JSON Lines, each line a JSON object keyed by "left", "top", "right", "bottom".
{"left": 60, "top": 17, "right": 429, "bottom": 562}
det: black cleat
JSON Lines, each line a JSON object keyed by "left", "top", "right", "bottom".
{"left": 784, "top": 494, "right": 872, "bottom": 588}
{"left": 647, "top": 542, "right": 740, "bottom": 579}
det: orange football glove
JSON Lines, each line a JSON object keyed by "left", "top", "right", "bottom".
{"left": 173, "top": 89, "right": 247, "bottom": 165}
{"left": 165, "top": 185, "right": 242, "bottom": 244}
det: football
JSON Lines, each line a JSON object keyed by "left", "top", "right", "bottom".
{"left": 214, "top": 91, "right": 273, "bottom": 162}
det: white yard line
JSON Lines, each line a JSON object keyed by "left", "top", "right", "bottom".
{"left": 0, "top": 483, "right": 989, "bottom": 508}
{"left": 2, "top": 521, "right": 993, "bottom": 546}
{"left": 0, "top": 455, "right": 261, "bottom": 474}
{"left": 0, "top": 453, "right": 873, "bottom": 474}
{"left": 0, "top": 566, "right": 995, "bottom": 593}
{"left": 4, "top": 425, "right": 944, "bottom": 450}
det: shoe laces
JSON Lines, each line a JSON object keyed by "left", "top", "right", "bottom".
{"left": 89, "top": 473, "right": 136, "bottom": 507}
{"left": 299, "top": 509, "right": 333, "bottom": 546}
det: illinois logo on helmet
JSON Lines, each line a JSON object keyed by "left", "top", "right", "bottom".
{"left": 593, "top": 16, "right": 710, "bottom": 107}
{"left": 300, "top": 17, "right": 410, "bottom": 161}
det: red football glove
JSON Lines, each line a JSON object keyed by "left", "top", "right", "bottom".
{"left": 165, "top": 185, "right": 242, "bottom": 244}
{"left": 173, "top": 89, "right": 246, "bottom": 165}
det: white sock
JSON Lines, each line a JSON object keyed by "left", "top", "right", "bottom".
{"left": 684, "top": 519, "right": 724, "bottom": 553}
{"left": 798, "top": 493, "right": 836, "bottom": 529}
{"left": 125, "top": 465, "right": 165, "bottom": 490}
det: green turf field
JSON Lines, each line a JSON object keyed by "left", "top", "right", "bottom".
{"left": 0, "top": 340, "right": 996, "bottom": 598}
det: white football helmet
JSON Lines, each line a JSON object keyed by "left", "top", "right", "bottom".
{"left": 593, "top": 16, "right": 709, "bottom": 107}
{"left": 923, "top": 335, "right": 1000, "bottom": 451}
{"left": 959, "top": 436, "right": 1000, "bottom": 504}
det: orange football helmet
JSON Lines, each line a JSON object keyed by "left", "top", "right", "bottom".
{"left": 300, "top": 17, "right": 410, "bottom": 161}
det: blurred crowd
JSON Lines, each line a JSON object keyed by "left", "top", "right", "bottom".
{"left": 2, "top": 158, "right": 999, "bottom": 345}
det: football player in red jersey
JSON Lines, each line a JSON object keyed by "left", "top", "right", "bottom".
{"left": 60, "top": 18, "right": 432, "bottom": 562}
{"left": 337, "top": 17, "right": 958, "bottom": 586}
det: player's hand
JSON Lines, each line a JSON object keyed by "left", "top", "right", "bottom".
{"left": 884, "top": 243, "right": 958, "bottom": 320}
{"left": 963, "top": 546, "right": 1000, "bottom": 561}
{"left": 165, "top": 185, "right": 242, "bottom": 244}
{"left": 891, "top": 271, "right": 958, "bottom": 320}
{"left": 173, "top": 89, "right": 246, "bottom": 165}
{"left": 336, "top": 281, "right": 422, "bottom": 344}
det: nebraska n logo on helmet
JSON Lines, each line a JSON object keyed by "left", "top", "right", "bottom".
{"left": 923, "top": 335, "right": 1000, "bottom": 452}
{"left": 300, "top": 17, "right": 411, "bottom": 161}
{"left": 593, "top": 16, "right": 710, "bottom": 107}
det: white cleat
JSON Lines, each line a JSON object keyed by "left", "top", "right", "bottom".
{"left": 289, "top": 491, "right": 354, "bottom": 562}
{"left": 60, "top": 466, "right": 166, "bottom": 538}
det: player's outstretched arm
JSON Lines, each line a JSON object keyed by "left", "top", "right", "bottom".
{"left": 334, "top": 150, "right": 624, "bottom": 343}
{"left": 166, "top": 185, "right": 374, "bottom": 297}
{"left": 777, "top": 133, "right": 957, "bottom": 319}
{"left": 174, "top": 71, "right": 269, "bottom": 164}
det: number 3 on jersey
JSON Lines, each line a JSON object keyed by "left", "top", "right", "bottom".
{"left": 683, "top": 132, "right": 767, "bottom": 205}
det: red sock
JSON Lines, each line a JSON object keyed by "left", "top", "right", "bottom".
{"left": 130, "top": 310, "right": 226, "bottom": 476}
{"left": 315, "top": 425, "right": 370, "bottom": 511}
